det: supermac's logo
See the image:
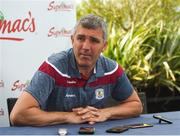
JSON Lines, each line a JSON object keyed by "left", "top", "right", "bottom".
{"left": 47, "top": 1, "right": 74, "bottom": 12}
{"left": 48, "top": 27, "right": 72, "bottom": 38}
{"left": 0, "top": 11, "right": 36, "bottom": 41}
{"left": 11, "top": 80, "right": 30, "bottom": 91}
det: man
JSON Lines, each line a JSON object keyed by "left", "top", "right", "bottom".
{"left": 10, "top": 14, "right": 142, "bottom": 126}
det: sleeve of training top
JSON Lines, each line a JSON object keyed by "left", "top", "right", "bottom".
{"left": 25, "top": 61, "right": 55, "bottom": 110}
{"left": 111, "top": 67, "right": 134, "bottom": 101}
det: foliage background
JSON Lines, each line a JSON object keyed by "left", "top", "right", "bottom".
{"left": 77, "top": 0, "right": 180, "bottom": 94}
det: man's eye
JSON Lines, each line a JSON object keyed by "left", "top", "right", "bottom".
{"left": 90, "top": 37, "right": 100, "bottom": 43}
{"left": 77, "top": 36, "right": 85, "bottom": 41}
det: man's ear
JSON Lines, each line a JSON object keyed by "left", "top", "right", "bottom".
{"left": 102, "top": 41, "right": 108, "bottom": 52}
{"left": 71, "top": 35, "right": 74, "bottom": 44}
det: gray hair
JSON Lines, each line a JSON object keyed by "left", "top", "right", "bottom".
{"left": 73, "top": 14, "right": 107, "bottom": 42}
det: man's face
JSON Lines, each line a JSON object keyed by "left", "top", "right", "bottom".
{"left": 71, "top": 25, "right": 107, "bottom": 69}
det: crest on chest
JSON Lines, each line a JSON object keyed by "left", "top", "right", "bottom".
{"left": 95, "top": 88, "right": 104, "bottom": 100}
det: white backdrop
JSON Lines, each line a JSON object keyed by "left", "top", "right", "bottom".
{"left": 0, "top": 0, "right": 76, "bottom": 127}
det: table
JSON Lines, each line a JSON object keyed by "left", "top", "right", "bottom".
{"left": 0, "top": 111, "right": 180, "bottom": 135}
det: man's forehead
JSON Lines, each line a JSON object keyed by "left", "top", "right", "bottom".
{"left": 76, "top": 25, "right": 102, "bottom": 32}
{"left": 75, "top": 26, "right": 103, "bottom": 37}
{"left": 75, "top": 33, "right": 104, "bottom": 41}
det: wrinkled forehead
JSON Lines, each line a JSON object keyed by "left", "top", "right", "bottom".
{"left": 74, "top": 25, "right": 104, "bottom": 38}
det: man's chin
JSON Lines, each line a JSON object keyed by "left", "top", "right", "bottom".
{"left": 78, "top": 64, "right": 90, "bottom": 68}
{"left": 77, "top": 62, "right": 91, "bottom": 68}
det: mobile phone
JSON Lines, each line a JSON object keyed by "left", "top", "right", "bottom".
{"left": 79, "top": 127, "right": 95, "bottom": 134}
{"left": 106, "top": 126, "right": 129, "bottom": 133}
{"left": 153, "top": 115, "right": 173, "bottom": 124}
{"left": 125, "top": 123, "right": 153, "bottom": 129}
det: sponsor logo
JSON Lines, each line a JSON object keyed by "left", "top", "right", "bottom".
{"left": 11, "top": 80, "right": 30, "bottom": 91}
{"left": 67, "top": 80, "right": 77, "bottom": 84}
{"left": 48, "top": 27, "right": 72, "bottom": 38}
{"left": 0, "top": 11, "right": 36, "bottom": 41}
{"left": 95, "top": 88, "right": 104, "bottom": 100}
{"left": 0, "top": 108, "right": 4, "bottom": 116}
{"left": 65, "top": 94, "right": 76, "bottom": 98}
{"left": 0, "top": 80, "right": 4, "bottom": 87}
{"left": 47, "top": 1, "right": 74, "bottom": 12}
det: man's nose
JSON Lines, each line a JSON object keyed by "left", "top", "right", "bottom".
{"left": 82, "top": 38, "right": 91, "bottom": 50}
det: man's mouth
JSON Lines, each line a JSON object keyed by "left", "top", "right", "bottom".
{"left": 80, "top": 53, "right": 91, "bottom": 57}
{"left": 79, "top": 54, "right": 92, "bottom": 60}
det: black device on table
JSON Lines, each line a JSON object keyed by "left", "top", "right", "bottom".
{"left": 79, "top": 127, "right": 95, "bottom": 134}
{"left": 125, "top": 123, "right": 153, "bottom": 129}
{"left": 106, "top": 126, "right": 129, "bottom": 133}
{"left": 106, "top": 123, "right": 153, "bottom": 133}
{"left": 153, "top": 115, "right": 173, "bottom": 124}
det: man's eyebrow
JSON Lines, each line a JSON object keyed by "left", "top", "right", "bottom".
{"left": 90, "top": 36, "right": 104, "bottom": 42}
{"left": 89, "top": 36, "right": 99, "bottom": 39}
{"left": 89, "top": 36, "right": 101, "bottom": 41}
{"left": 76, "top": 34, "right": 85, "bottom": 36}
{"left": 76, "top": 34, "right": 103, "bottom": 41}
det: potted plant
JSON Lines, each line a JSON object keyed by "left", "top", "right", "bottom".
{"left": 77, "top": 0, "right": 180, "bottom": 113}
